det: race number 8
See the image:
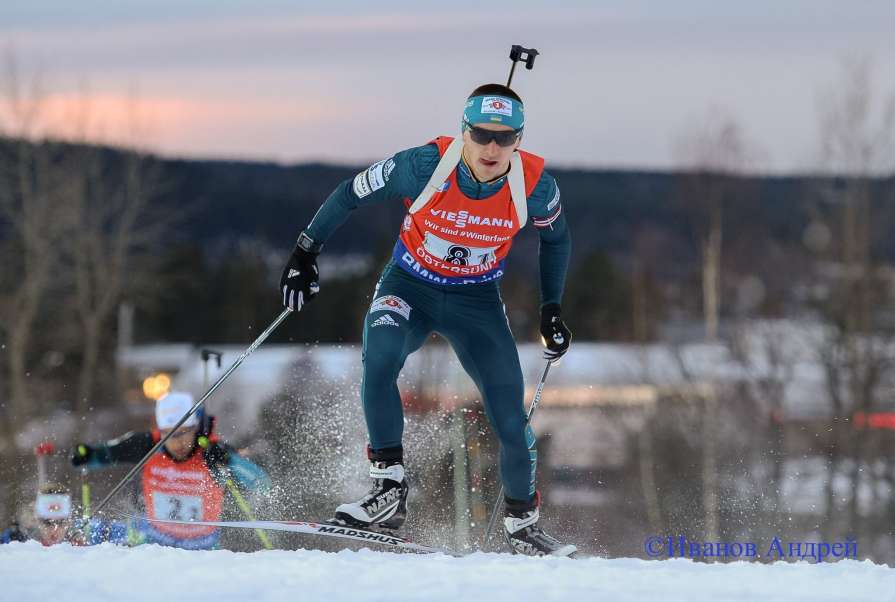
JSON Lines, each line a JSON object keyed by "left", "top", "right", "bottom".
{"left": 445, "top": 245, "right": 471, "bottom": 265}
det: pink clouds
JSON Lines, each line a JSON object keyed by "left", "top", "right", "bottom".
{"left": 1, "top": 90, "right": 345, "bottom": 158}
{"left": 2, "top": 5, "right": 895, "bottom": 170}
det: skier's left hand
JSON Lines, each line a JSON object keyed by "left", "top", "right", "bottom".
{"left": 539, "top": 303, "right": 571, "bottom": 361}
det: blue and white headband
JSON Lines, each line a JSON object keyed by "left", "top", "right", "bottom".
{"left": 462, "top": 95, "right": 525, "bottom": 131}
{"left": 36, "top": 493, "right": 71, "bottom": 520}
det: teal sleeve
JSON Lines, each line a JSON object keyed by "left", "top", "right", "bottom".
{"left": 303, "top": 144, "right": 439, "bottom": 249}
{"left": 81, "top": 432, "right": 155, "bottom": 470}
{"left": 226, "top": 453, "right": 272, "bottom": 493}
{"left": 526, "top": 171, "right": 571, "bottom": 307}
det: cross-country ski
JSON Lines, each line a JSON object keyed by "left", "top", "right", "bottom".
{"left": 125, "top": 513, "right": 455, "bottom": 555}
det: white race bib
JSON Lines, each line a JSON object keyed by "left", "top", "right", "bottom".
{"left": 422, "top": 232, "right": 497, "bottom": 266}
{"left": 152, "top": 493, "right": 203, "bottom": 522}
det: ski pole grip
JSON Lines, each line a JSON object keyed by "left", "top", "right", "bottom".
{"left": 202, "top": 349, "right": 223, "bottom": 367}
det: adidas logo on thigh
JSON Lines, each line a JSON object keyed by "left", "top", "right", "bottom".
{"left": 371, "top": 314, "right": 400, "bottom": 328}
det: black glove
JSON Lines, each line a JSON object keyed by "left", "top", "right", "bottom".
{"left": 280, "top": 232, "right": 320, "bottom": 311}
{"left": 71, "top": 443, "right": 94, "bottom": 467}
{"left": 539, "top": 303, "right": 572, "bottom": 361}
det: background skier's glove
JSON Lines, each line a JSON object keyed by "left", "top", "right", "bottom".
{"left": 71, "top": 443, "right": 94, "bottom": 467}
{"left": 4, "top": 522, "right": 28, "bottom": 543}
{"left": 280, "top": 232, "right": 320, "bottom": 311}
{"left": 539, "top": 303, "right": 572, "bottom": 361}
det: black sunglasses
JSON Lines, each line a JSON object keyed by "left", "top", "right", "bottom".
{"left": 466, "top": 124, "right": 522, "bottom": 147}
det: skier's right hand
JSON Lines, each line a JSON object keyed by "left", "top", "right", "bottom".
{"left": 280, "top": 232, "right": 320, "bottom": 312}
{"left": 71, "top": 443, "right": 94, "bottom": 467}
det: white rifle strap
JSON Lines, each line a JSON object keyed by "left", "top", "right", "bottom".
{"left": 407, "top": 137, "right": 465, "bottom": 214}
{"left": 408, "top": 138, "right": 529, "bottom": 225}
{"left": 507, "top": 152, "right": 527, "bottom": 225}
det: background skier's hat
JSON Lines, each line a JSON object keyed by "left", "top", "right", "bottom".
{"left": 35, "top": 483, "right": 72, "bottom": 521}
{"left": 155, "top": 391, "right": 199, "bottom": 430}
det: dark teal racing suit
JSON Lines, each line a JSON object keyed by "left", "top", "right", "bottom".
{"left": 304, "top": 141, "right": 570, "bottom": 502}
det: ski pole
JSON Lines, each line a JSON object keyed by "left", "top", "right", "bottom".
{"left": 80, "top": 467, "right": 91, "bottom": 519}
{"left": 34, "top": 441, "right": 92, "bottom": 516}
{"left": 484, "top": 359, "right": 553, "bottom": 544}
{"left": 201, "top": 349, "right": 223, "bottom": 390}
{"left": 224, "top": 478, "right": 273, "bottom": 550}
{"left": 201, "top": 348, "right": 222, "bottom": 418}
{"left": 91, "top": 308, "right": 292, "bottom": 517}
{"left": 34, "top": 441, "right": 55, "bottom": 490}
{"left": 200, "top": 347, "right": 271, "bottom": 549}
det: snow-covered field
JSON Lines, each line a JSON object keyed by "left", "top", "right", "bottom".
{"left": 2, "top": 542, "right": 893, "bottom": 602}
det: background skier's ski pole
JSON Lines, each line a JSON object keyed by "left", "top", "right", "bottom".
{"left": 201, "top": 348, "right": 223, "bottom": 394}
{"left": 198, "top": 348, "right": 273, "bottom": 546}
{"left": 224, "top": 478, "right": 273, "bottom": 550}
{"left": 34, "top": 441, "right": 55, "bottom": 490}
{"left": 80, "top": 467, "right": 91, "bottom": 518}
{"left": 484, "top": 359, "right": 553, "bottom": 544}
{"left": 91, "top": 308, "right": 292, "bottom": 517}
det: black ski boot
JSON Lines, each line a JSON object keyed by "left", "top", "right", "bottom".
{"left": 333, "top": 447, "right": 409, "bottom": 531}
{"left": 504, "top": 493, "right": 577, "bottom": 557}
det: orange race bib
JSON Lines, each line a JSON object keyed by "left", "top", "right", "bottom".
{"left": 393, "top": 136, "right": 543, "bottom": 285}
{"left": 142, "top": 451, "right": 224, "bottom": 540}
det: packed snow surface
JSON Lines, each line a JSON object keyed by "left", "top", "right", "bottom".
{"left": 2, "top": 542, "right": 892, "bottom": 601}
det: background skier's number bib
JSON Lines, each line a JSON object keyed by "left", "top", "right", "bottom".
{"left": 152, "top": 493, "right": 203, "bottom": 522}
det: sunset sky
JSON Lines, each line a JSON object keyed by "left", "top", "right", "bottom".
{"left": 2, "top": 1, "right": 894, "bottom": 172}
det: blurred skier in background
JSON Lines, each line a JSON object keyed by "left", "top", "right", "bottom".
{"left": 71, "top": 391, "right": 270, "bottom": 549}
{"left": 0, "top": 483, "right": 128, "bottom": 546}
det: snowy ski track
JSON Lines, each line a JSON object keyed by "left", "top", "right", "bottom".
{"left": 2, "top": 542, "right": 893, "bottom": 601}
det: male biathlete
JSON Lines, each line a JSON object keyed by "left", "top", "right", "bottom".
{"left": 280, "top": 82, "right": 575, "bottom": 556}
